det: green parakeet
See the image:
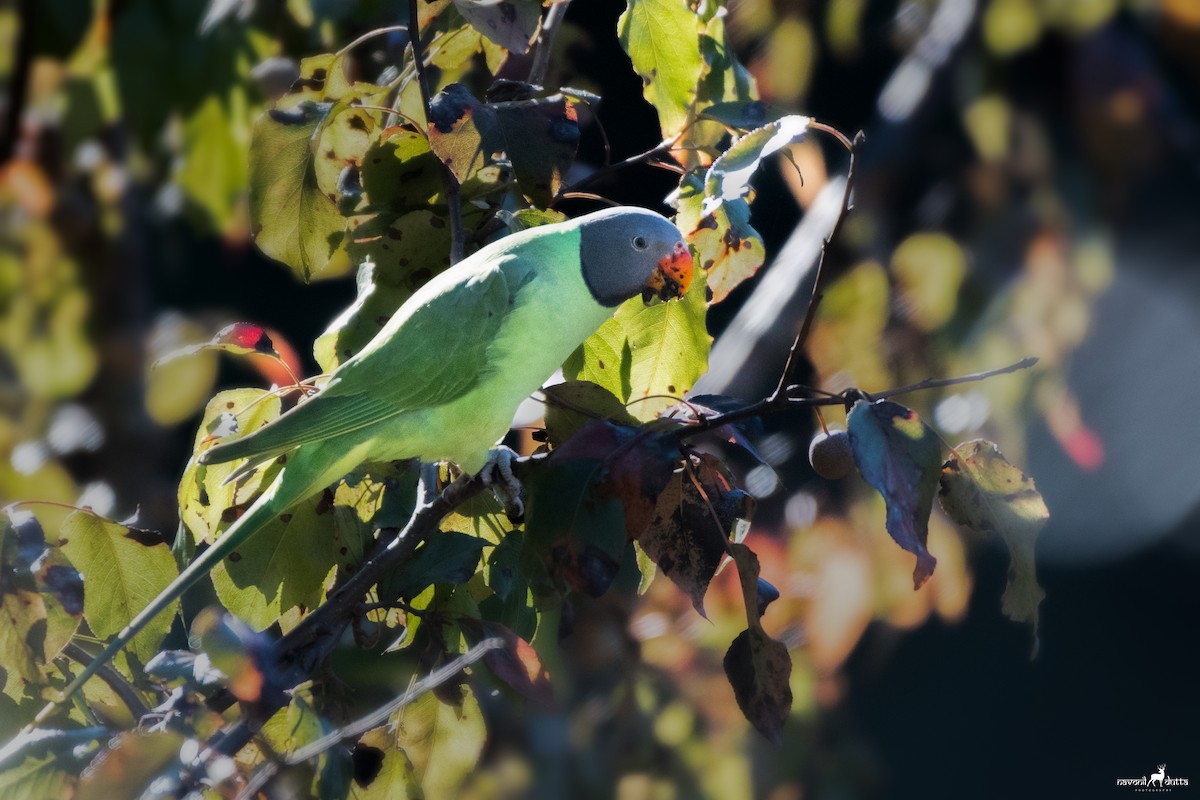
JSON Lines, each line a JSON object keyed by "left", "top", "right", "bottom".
{"left": 44, "top": 206, "right": 694, "bottom": 717}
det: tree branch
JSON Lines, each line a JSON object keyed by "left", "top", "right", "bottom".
{"left": 529, "top": 1, "right": 571, "bottom": 88}
{"left": 767, "top": 130, "right": 865, "bottom": 404}
{"left": 408, "top": 0, "right": 466, "bottom": 264}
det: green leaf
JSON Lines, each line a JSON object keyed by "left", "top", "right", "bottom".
{"left": 177, "top": 88, "right": 252, "bottom": 233}
{"left": 248, "top": 102, "right": 346, "bottom": 280}
{"left": 58, "top": 513, "right": 179, "bottom": 661}
{"left": 451, "top": 0, "right": 541, "bottom": 53}
{"left": 541, "top": 380, "right": 636, "bottom": 447}
{"left": 179, "top": 389, "right": 283, "bottom": 545}
{"left": 699, "top": 101, "right": 784, "bottom": 131}
{"left": 563, "top": 318, "right": 633, "bottom": 403}
{"left": 0, "top": 757, "right": 71, "bottom": 800}
{"left": 618, "top": 0, "right": 704, "bottom": 136}
{"left": 500, "top": 208, "right": 567, "bottom": 233}
{"left": 614, "top": 269, "right": 711, "bottom": 421}
{"left": 847, "top": 399, "right": 943, "bottom": 589}
{"left": 890, "top": 232, "right": 967, "bottom": 332}
{"left": 350, "top": 726, "right": 422, "bottom": 799}
{"left": 939, "top": 440, "right": 1049, "bottom": 651}
{"left": 701, "top": 115, "right": 811, "bottom": 216}
{"left": 675, "top": 170, "right": 764, "bottom": 304}
{"left": 316, "top": 209, "right": 452, "bottom": 371}
{"left": 380, "top": 532, "right": 486, "bottom": 601}
{"left": 360, "top": 131, "right": 445, "bottom": 213}
{"left": 392, "top": 688, "right": 486, "bottom": 799}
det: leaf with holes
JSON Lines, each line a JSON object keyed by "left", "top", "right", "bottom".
{"left": 939, "top": 440, "right": 1048, "bottom": 651}
{"left": 614, "top": 269, "right": 710, "bottom": 421}
{"left": 848, "top": 399, "right": 943, "bottom": 589}
{"left": 675, "top": 169, "right": 764, "bottom": 304}
{"left": 618, "top": 0, "right": 703, "bottom": 136}
{"left": 249, "top": 102, "right": 346, "bottom": 280}
{"left": 58, "top": 513, "right": 178, "bottom": 661}
{"left": 179, "top": 389, "right": 283, "bottom": 545}
{"left": 639, "top": 463, "right": 755, "bottom": 616}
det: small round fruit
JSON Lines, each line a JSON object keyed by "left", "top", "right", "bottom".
{"left": 808, "top": 428, "right": 854, "bottom": 480}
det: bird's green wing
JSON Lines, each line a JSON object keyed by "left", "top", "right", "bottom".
{"left": 202, "top": 267, "right": 512, "bottom": 465}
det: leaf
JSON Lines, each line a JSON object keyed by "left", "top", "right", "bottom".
{"left": 380, "top": 533, "right": 486, "bottom": 601}
{"left": 359, "top": 130, "right": 445, "bottom": 213}
{"left": 350, "top": 726, "right": 421, "bottom": 799}
{"left": 674, "top": 170, "right": 764, "bottom": 304}
{"left": 0, "top": 757, "right": 71, "bottom": 800}
{"left": 249, "top": 102, "right": 346, "bottom": 280}
{"left": 723, "top": 543, "right": 792, "bottom": 743}
{"left": 701, "top": 115, "right": 811, "bottom": 216}
{"left": 178, "top": 389, "right": 283, "bottom": 545}
{"left": 58, "top": 512, "right": 179, "bottom": 661}
{"left": 563, "top": 318, "right": 633, "bottom": 403}
{"left": 462, "top": 620, "right": 554, "bottom": 708}
{"left": 315, "top": 209, "right": 451, "bottom": 371}
{"left": 500, "top": 207, "right": 567, "bottom": 233}
{"left": 939, "top": 440, "right": 1048, "bottom": 648}
{"left": 890, "top": 232, "right": 967, "bottom": 332}
{"left": 75, "top": 731, "right": 185, "bottom": 800}
{"left": 847, "top": 399, "right": 943, "bottom": 589}
{"left": 451, "top": 0, "right": 542, "bottom": 54}
{"left": 392, "top": 687, "right": 486, "bottom": 799}
{"left": 427, "top": 84, "right": 580, "bottom": 207}
{"left": 638, "top": 464, "right": 755, "bottom": 616}
{"left": 618, "top": 0, "right": 704, "bottom": 136}
{"left": 177, "top": 88, "right": 252, "bottom": 233}
{"left": 153, "top": 321, "right": 281, "bottom": 367}
{"left": 541, "top": 380, "right": 636, "bottom": 447}
{"left": 699, "top": 101, "right": 783, "bottom": 131}
{"left": 806, "top": 260, "right": 892, "bottom": 390}
{"left": 614, "top": 268, "right": 711, "bottom": 421}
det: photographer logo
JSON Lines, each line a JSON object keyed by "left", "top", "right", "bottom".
{"left": 1117, "top": 764, "right": 1190, "bottom": 792}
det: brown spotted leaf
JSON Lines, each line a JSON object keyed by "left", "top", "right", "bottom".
{"left": 674, "top": 170, "right": 764, "bottom": 304}
{"left": 939, "top": 440, "right": 1048, "bottom": 652}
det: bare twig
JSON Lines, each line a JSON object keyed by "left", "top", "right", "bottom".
{"left": 408, "top": 0, "right": 465, "bottom": 264}
{"left": 556, "top": 130, "right": 687, "bottom": 201}
{"left": 767, "top": 130, "right": 865, "bottom": 405}
{"left": 529, "top": 1, "right": 572, "bottom": 88}
{"left": 867, "top": 357, "right": 1039, "bottom": 400}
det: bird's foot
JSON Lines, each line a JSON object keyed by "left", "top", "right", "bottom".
{"left": 480, "top": 446, "right": 525, "bottom": 523}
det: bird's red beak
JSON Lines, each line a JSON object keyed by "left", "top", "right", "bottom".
{"left": 643, "top": 241, "right": 694, "bottom": 303}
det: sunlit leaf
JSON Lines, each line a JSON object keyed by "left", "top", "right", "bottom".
{"left": 675, "top": 171, "right": 764, "bottom": 304}
{"left": 618, "top": 0, "right": 703, "bottom": 136}
{"left": 615, "top": 270, "right": 710, "bottom": 421}
{"left": 848, "top": 399, "right": 943, "bottom": 589}
{"left": 350, "top": 725, "right": 421, "bottom": 799}
{"left": 451, "top": 0, "right": 541, "bottom": 53}
{"left": 0, "top": 756, "right": 72, "bottom": 800}
{"left": 701, "top": 115, "right": 811, "bottom": 216}
{"left": 177, "top": 88, "right": 251, "bottom": 233}
{"left": 179, "top": 389, "right": 283, "bottom": 545}
{"left": 360, "top": 130, "right": 444, "bottom": 213}
{"left": 939, "top": 440, "right": 1048, "bottom": 650}
{"left": 58, "top": 512, "right": 179, "bottom": 661}
{"left": 806, "top": 260, "right": 891, "bottom": 391}
{"left": 562, "top": 318, "right": 633, "bottom": 404}
{"left": 392, "top": 688, "right": 486, "bottom": 799}
{"left": 249, "top": 102, "right": 345, "bottom": 280}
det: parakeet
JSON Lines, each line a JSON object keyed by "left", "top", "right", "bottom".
{"left": 45, "top": 206, "right": 694, "bottom": 716}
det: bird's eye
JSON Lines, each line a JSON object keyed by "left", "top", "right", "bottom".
{"left": 632, "top": 235, "right": 649, "bottom": 250}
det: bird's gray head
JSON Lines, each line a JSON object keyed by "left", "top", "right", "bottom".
{"left": 577, "top": 207, "right": 694, "bottom": 307}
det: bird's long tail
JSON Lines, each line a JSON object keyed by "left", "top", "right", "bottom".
{"left": 16, "top": 437, "right": 372, "bottom": 734}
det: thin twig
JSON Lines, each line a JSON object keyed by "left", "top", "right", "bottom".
{"left": 557, "top": 130, "right": 686, "bottom": 200}
{"left": 407, "top": 0, "right": 465, "bottom": 264}
{"left": 869, "top": 357, "right": 1039, "bottom": 400}
{"left": 63, "top": 643, "right": 152, "bottom": 721}
{"left": 529, "top": 1, "right": 571, "bottom": 87}
{"left": 767, "top": 130, "right": 865, "bottom": 404}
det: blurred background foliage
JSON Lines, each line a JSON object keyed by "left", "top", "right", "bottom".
{"left": 1, "top": 0, "right": 1198, "bottom": 798}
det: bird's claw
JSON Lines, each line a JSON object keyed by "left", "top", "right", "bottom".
{"left": 480, "top": 446, "right": 524, "bottom": 523}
